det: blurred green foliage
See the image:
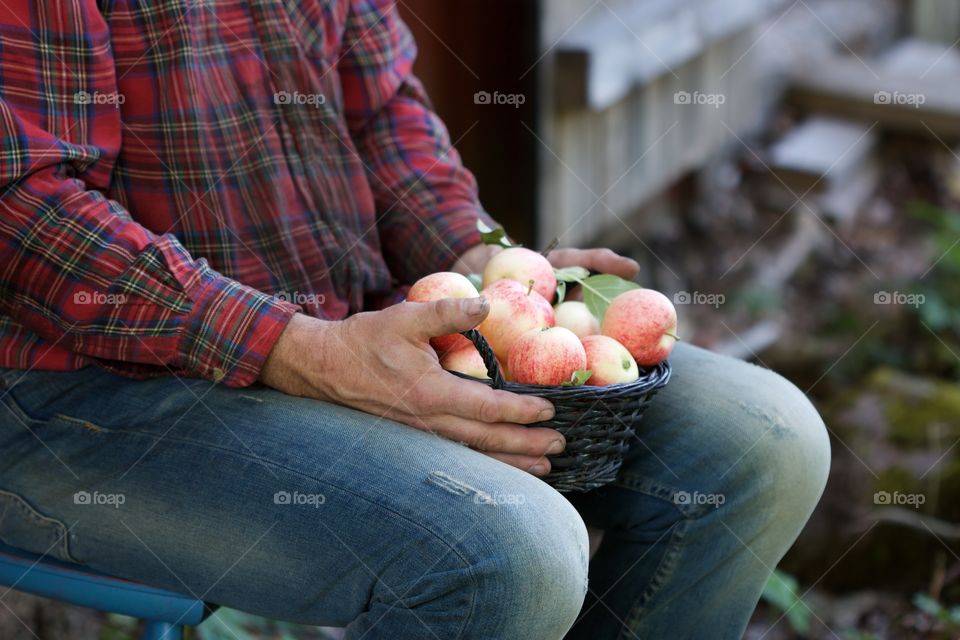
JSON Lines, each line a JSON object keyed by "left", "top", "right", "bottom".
{"left": 908, "top": 203, "right": 960, "bottom": 366}
{"left": 761, "top": 569, "right": 812, "bottom": 635}
{"left": 196, "top": 608, "right": 335, "bottom": 640}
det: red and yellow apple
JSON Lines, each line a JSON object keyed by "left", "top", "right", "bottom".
{"left": 508, "top": 326, "right": 587, "bottom": 386}
{"left": 581, "top": 335, "right": 639, "bottom": 386}
{"left": 601, "top": 289, "right": 677, "bottom": 366}
{"left": 482, "top": 247, "right": 557, "bottom": 303}
{"left": 477, "top": 279, "right": 555, "bottom": 362}
{"left": 439, "top": 344, "right": 489, "bottom": 379}
{"left": 554, "top": 300, "right": 600, "bottom": 339}
{"left": 499, "top": 358, "right": 513, "bottom": 382}
{"left": 407, "top": 271, "right": 480, "bottom": 355}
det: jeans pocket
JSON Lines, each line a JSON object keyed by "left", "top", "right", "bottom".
{"left": 0, "top": 489, "right": 81, "bottom": 565}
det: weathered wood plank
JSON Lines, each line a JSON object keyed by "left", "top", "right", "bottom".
{"left": 878, "top": 38, "right": 960, "bottom": 81}
{"left": 768, "top": 117, "right": 877, "bottom": 193}
{"left": 789, "top": 55, "right": 960, "bottom": 138}
{"left": 554, "top": 0, "right": 789, "bottom": 111}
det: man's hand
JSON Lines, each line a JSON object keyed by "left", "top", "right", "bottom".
{"left": 455, "top": 244, "right": 639, "bottom": 282}
{"left": 546, "top": 247, "right": 640, "bottom": 280}
{"left": 259, "top": 300, "right": 564, "bottom": 475}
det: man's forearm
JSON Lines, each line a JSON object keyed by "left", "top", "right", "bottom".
{"left": 259, "top": 313, "right": 336, "bottom": 397}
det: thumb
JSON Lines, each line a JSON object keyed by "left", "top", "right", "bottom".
{"left": 409, "top": 297, "right": 489, "bottom": 340}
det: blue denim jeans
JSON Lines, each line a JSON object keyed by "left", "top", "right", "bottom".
{"left": 0, "top": 342, "right": 829, "bottom": 639}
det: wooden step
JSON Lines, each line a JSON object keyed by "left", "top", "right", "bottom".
{"left": 788, "top": 39, "right": 960, "bottom": 138}
{"left": 768, "top": 117, "right": 878, "bottom": 193}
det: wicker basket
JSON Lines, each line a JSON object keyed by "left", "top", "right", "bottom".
{"left": 455, "top": 329, "right": 671, "bottom": 492}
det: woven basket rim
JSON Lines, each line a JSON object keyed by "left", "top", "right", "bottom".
{"left": 450, "top": 364, "right": 671, "bottom": 394}
{"left": 455, "top": 329, "right": 671, "bottom": 397}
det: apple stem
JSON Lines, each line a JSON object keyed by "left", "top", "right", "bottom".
{"left": 665, "top": 332, "right": 680, "bottom": 341}
{"left": 527, "top": 279, "right": 535, "bottom": 296}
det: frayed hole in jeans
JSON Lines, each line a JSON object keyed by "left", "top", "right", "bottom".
{"left": 737, "top": 400, "right": 790, "bottom": 439}
{"left": 427, "top": 471, "right": 479, "bottom": 497}
{"left": 53, "top": 414, "right": 103, "bottom": 432}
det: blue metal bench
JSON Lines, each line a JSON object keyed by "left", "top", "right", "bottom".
{"left": 0, "top": 542, "right": 211, "bottom": 640}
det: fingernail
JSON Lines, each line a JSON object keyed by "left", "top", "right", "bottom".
{"left": 537, "top": 406, "right": 555, "bottom": 421}
{"left": 467, "top": 296, "right": 488, "bottom": 315}
{"left": 547, "top": 439, "right": 565, "bottom": 454}
{"left": 531, "top": 463, "right": 549, "bottom": 475}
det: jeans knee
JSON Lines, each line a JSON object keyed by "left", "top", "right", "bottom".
{"left": 727, "top": 365, "right": 831, "bottom": 515}
{"left": 466, "top": 480, "right": 589, "bottom": 639}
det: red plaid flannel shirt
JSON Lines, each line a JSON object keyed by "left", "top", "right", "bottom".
{"left": 0, "top": 0, "right": 495, "bottom": 387}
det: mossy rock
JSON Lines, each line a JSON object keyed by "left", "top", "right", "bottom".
{"left": 783, "top": 367, "right": 960, "bottom": 590}
{"left": 868, "top": 369, "right": 960, "bottom": 447}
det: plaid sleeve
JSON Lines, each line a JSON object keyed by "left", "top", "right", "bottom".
{"left": 338, "top": 0, "right": 499, "bottom": 284}
{"left": 0, "top": 2, "right": 298, "bottom": 387}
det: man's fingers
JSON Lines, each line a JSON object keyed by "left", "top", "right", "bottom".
{"left": 436, "top": 374, "right": 555, "bottom": 424}
{"left": 480, "top": 452, "right": 552, "bottom": 476}
{"left": 549, "top": 247, "right": 640, "bottom": 280}
{"left": 402, "top": 298, "right": 489, "bottom": 341}
{"left": 422, "top": 415, "right": 565, "bottom": 457}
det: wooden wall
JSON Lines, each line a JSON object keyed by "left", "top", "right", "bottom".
{"left": 913, "top": 0, "right": 960, "bottom": 43}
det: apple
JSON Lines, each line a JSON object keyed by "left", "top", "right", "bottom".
{"left": 407, "top": 271, "right": 480, "bottom": 355}
{"left": 482, "top": 247, "right": 557, "bottom": 302}
{"left": 508, "top": 327, "right": 587, "bottom": 386}
{"left": 581, "top": 335, "right": 639, "bottom": 386}
{"left": 440, "top": 344, "right": 489, "bottom": 379}
{"left": 477, "top": 279, "right": 555, "bottom": 362}
{"left": 601, "top": 289, "right": 677, "bottom": 366}
{"left": 554, "top": 300, "right": 600, "bottom": 339}
{"left": 499, "top": 358, "right": 513, "bottom": 382}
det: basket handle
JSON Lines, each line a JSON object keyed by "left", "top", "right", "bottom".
{"left": 460, "top": 329, "right": 507, "bottom": 389}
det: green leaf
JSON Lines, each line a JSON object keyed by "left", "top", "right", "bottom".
{"left": 580, "top": 274, "right": 640, "bottom": 321}
{"left": 761, "top": 570, "right": 811, "bottom": 635}
{"left": 467, "top": 272, "right": 483, "bottom": 290}
{"left": 553, "top": 266, "right": 590, "bottom": 282}
{"left": 552, "top": 265, "right": 588, "bottom": 307}
{"left": 913, "top": 593, "right": 943, "bottom": 617}
{"left": 560, "top": 369, "right": 592, "bottom": 387}
{"left": 555, "top": 280, "right": 567, "bottom": 305}
{"left": 477, "top": 219, "right": 513, "bottom": 247}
